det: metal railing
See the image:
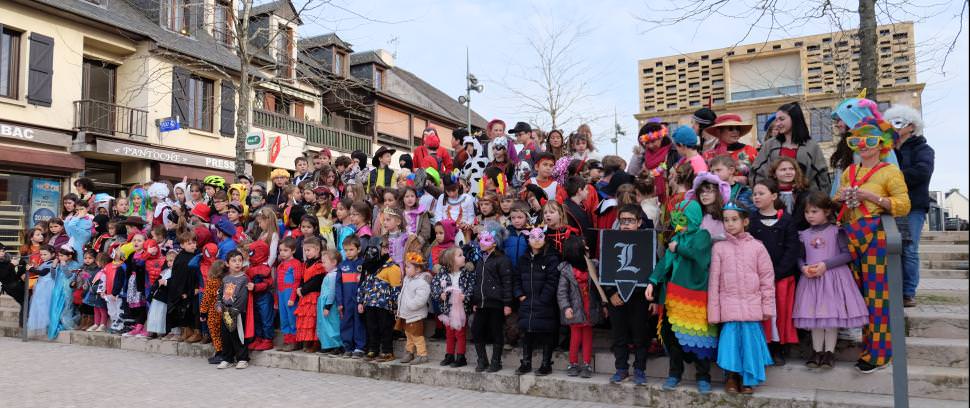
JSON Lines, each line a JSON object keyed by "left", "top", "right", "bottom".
{"left": 73, "top": 99, "right": 149, "bottom": 139}
{"left": 881, "top": 214, "right": 908, "bottom": 408}
{"left": 252, "top": 108, "right": 371, "bottom": 154}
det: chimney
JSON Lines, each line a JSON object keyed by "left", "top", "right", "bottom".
{"left": 376, "top": 49, "right": 395, "bottom": 67}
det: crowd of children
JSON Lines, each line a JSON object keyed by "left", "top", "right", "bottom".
{"left": 0, "top": 99, "right": 916, "bottom": 394}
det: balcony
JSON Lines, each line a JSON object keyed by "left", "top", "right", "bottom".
{"left": 73, "top": 100, "right": 149, "bottom": 139}
{"left": 252, "top": 108, "right": 372, "bottom": 154}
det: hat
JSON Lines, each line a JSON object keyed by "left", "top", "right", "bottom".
{"left": 236, "top": 174, "right": 253, "bottom": 183}
{"left": 672, "top": 126, "right": 699, "bottom": 148}
{"left": 372, "top": 146, "right": 396, "bottom": 167}
{"left": 215, "top": 219, "right": 236, "bottom": 237}
{"left": 405, "top": 252, "right": 425, "bottom": 265}
{"left": 94, "top": 193, "right": 114, "bottom": 204}
{"left": 146, "top": 182, "right": 170, "bottom": 200}
{"left": 398, "top": 153, "right": 414, "bottom": 170}
{"left": 191, "top": 203, "right": 211, "bottom": 223}
{"left": 692, "top": 108, "right": 717, "bottom": 129}
{"left": 685, "top": 172, "right": 732, "bottom": 203}
{"left": 227, "top": 201, "right": 243, "bottom": 214}
{"left": 586, "top": 159, "right": 603, "bottom": 171}
{"left": 508, "top": 122, "right": 532, "bottom": 134}
{"left": 313, "top": 186, "right": 333, "bottom": 197}
{"left": 638, "top": 123, "right": 669, "bottom": 144}
{"left": 120, "top": 216, "right": 146, "bottom": 229}
{"left": 479, "top": 230, "right": 497, "bottom": 249}
{"left": 763, "top": 113, "right": 777, "bottom": 132}
{"left": 703, "top": 114, "right": 753, "bottom": 137}
{"left": 527, "top": 227, "right": 545, "bottom": 242}
{"left": 270, "top": 168, "right": 290, "bottom": 180}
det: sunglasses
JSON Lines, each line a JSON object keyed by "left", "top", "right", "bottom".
{"left": 721, "top": 126, "right": 743, "bottom": 132}
{"left": 846, "top": 135, "right": 882, "bottom": 150}
{"left": 889, "top": 118, "right": 911, "bottom": 129}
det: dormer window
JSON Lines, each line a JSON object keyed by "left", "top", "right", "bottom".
{"left": 275, "top": 25, "right": 293, "bottom": 79}
{"left": 333, "top": 50, "right": 345, "bottom": 76}
{"left": 214, "top": 0, "right": 233, "bottom": 47}
{"left": 374, "top": 68, "right": 383, "bottom": 90}
{"left": 160, "top": 0, "right": 190, "bottom": 34}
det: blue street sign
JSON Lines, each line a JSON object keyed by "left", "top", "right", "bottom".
{"left": 159, "top": 117, "right": 180, "bottom": 132}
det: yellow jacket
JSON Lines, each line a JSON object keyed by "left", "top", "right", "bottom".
{"left": 839, "top": 164, "right": 911, "bottom": 222}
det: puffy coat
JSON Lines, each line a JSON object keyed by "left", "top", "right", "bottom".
{"left": 514, "top": 248, "right": 561, "bottom": 332}
{"left": 707, "top": 232, "right": 776, "bottom": 323}
{"left": 503, "top": 226, "right": 529, "bottom": 270}
{"left": 470, "top": 249, "right": 513, "bottom": 309}
{"left": 895, "top": 135, "right": 934, "bottom": 211}
{"left": 397, "top": 271, "right": 431, "bottom": 323}
{"left": 557, "top": 262, "right": 604, "bottom": 326}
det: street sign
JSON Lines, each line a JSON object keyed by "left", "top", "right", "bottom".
{"left": 159, "top": 117, "right": 180, "bottom": 132}
{"left": 598, "top": 229, "right": 656, "bottom": 302}
{"left": 245, "top": 130, "right": 265, "bottom": 151}
{"left": 269, "top": 136, "right": 282, "bottom": 164}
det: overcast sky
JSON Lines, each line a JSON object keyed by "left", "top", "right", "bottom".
{"left": 295, "top": 0, "right": 969, "bottom": 193}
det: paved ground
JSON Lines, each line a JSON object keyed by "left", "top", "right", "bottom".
{"left": 0, "top": 337, "right": 627, "bottom": 408}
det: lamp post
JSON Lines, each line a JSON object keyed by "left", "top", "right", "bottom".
{"left": 612, "top": 107, "right": 625, "bottom": 156}
{"left": 458, "top": 48, "right": 483, "bottom": 134}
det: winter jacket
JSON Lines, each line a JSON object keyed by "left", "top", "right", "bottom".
{"left": 430, "top": 268, "right": 474, "bottom": 315}
{"left": 895, "top": 135, "right": 934, "bottom": 211}
{"left": 557, "top": 262, "right": 604, "bottom": 326}
{"left": 707, "top": 232, "right": 776, "bottom": 323}
{"left": 470, "top": 249, "right": 514, "bottom": 309}
{"left": 166, "top": 249, "right": 199, "bottom": 305}
{"left": 356, "top": 259, "right": 402, "bottom": 311}
{"left": 397, "top": 271, "right": 431, "bottom": 323}
{"left": 751, "top": 136, "right": 831, "bottom": 194}
{"left": 514, "top": 248, "right": 561, "bottom": 332}
{"left": 749, "top": 210, "right": 801, "bottom": 281}
{"left": 502, "top": 226, "right": 529, "bottom": 270}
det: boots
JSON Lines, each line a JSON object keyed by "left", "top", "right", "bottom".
{"left": 305, "top": 341, "right": 319, "bottom": 353}
{"left": 450, "top": 354, "right": 467, "bottom": 368}
{"left": 440, "top": 354, "right": 455, "bottom": 366}
{"left": 180, "top": 327, "right": 194, "bottom": 342}
{"left": 515, "top": 360, "right": 532, "bottom": 375}
{"left": 474, "top": 344, "right": 489, "bottom": 372}
{"left": 78, "top": 315, "right": 92, "bottom": 331}
{"left": 769, "top": 343, "right": 787, "bottom": 366}
{"left": 200, "top": 332, "right": 212, "bottom": 344}
{"left": 185, "top": 329, "right": 202, "bottom": 343}
{"left": 486, "top": 344, "right": 503, "bottom": 373}
{"left": 725, "top": 373, "right": 740, "bottom": 394}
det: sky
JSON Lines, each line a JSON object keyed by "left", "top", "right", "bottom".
{"left": 294, "top": 0, "right": 969, "bottom": 193}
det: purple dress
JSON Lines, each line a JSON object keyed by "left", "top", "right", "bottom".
{"left": 792, "top": 224, "right": 869, "bottom": 329}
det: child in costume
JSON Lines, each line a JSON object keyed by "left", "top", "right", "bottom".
{"left": 557, "top": 235, "right": 606, "bottom": 379}
{"left": 630, "top": 123, "right": 679, "bottom": 205}
{"left": 200, "top": 257, "right": 226, "bottom": 364}
{"left": 74, "top": 249, "right": 99, "bottom": 331}
{"left": 84, "top": 253, "right": 110, "bottom": 332}
{"left": 793, "top": 193, "right": 869, "bottom": 369}
{"left": 397, "top": 252, "right": 432, "bottom": 365}
{"left": 708, "top": 203, "right": 776, "bottom": 394}
{"left": 48, "top": 245, "right": 81, "bottom": 340}
{"left": 515, "top": 228, "right": 563, "bottom": 376}
{"left": 244, "top": 239, "right": 274, "bottom": 351}
{"left": 116, "top": 234, "right": 148, "bottom": 338}
{"left": 647, "top": 199, "right": 717, "bottom": 394}
{"left": 165, "top": 232, "right": 199, "bottom": 341}
{"left": 382, "top": 207, "right": 408, "bottom": 267}
{"left": 334, "top": 198, "right": 357, "bottom": 258}
{"left": 316, "top": 249, "right": 343, "bottom": 354}
{"left": 684, "top": 172, "right": 731, "bottom": 242}
{"left": 709, "top": 155, "right": 755, "bottom": 213}
{"left": 145, "top": 250, "right": 177, "bottom": 337}
{"left": 276, "top": 237, "right": 304, "bottom": 352}
{"left": 216, "top": 250, "right": 250, "bottom": 369}
{"left": 335, "top": 235, "right": 366, "bottom": 358}
{"left": 357, "top": 240, "right": 402, "bottom": 362}
{"left": 295, "top": 237, "right": 326, "bottom": 352}
{"left": 470, "top": 230, "right": 514, "bottom": 373}
{"left": 402, "top": 187, "right": 432, "bottom": 246}
{"left": 25, "top": 246, "right": 56, "bottom": 336}
{"left": 430, "top": 246, "right": 474, "bottom": 368}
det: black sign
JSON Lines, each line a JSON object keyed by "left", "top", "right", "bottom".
{"left": 598, "top": 229, "right": 656, "bottom": 302}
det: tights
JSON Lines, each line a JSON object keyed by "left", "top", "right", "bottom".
{"left": 93, "top": 307, "right": 108, "bottom": 326}
{"left": 569, "top": 325, "right": 593, "bottom": 365}
{"left": 811, "top": 328, "right": 838, "bottom": 353}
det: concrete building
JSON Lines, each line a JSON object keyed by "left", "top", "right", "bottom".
{"left": 634, "top": 22, "right": 924, "bottom": 152}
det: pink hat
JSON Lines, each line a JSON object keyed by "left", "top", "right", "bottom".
{"left": 479, "top": 231, "right": 496, "bottom": 249}
{"left": 527, "top": 227, "right": 545, "bottom": 242}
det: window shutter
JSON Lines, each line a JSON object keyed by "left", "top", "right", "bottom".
{"left": 220, "top": 81, "right": 236, "bottom": 137}
{"left": 171, "top": 66, "right": 190, "bottom": 123}
{"left": 293, "top": 101, "right": 304, "bottom": 119}
{"left": 27, "top": 33, "right": 54, "bottom": 107}
{"left": 264, "top": 93, "right": 276, "bottom": 112}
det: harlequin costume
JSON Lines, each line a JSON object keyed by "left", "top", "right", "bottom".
{"left": 335, "top": 256, "right": 366, "bottom": 352}
{"left": 245, "top": 240, "right": 274, "bottom": 350}
{"left": 839, "top": 117, "right": 911, "bottom": 369}
{"left": 276, "top": 256, "right": 304, "bottom": 346}
{"left": 295, "top": 256, "right": 326, "bottom": 348}
{"left": 650, "top": 199, "right": 717, "bottom": 383}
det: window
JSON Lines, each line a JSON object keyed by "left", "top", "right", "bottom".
{"left": 160, "top": 0, "right": 189, "bottom": 33}
{"left": 214, "top": 1, "right": 233, "bottom": 46}
{"left": 186, "top": 76, "right": 213, "bottom": 131}
{"left": 374, "top": 68, "right": 383, "bottom": 90}
{"left": 755, "top": 113, "right": 773, "bottom": 143}
{"left": 0, "top": 27, "right": 21, "bottom": 99}
{"left": 809, "top": 107, "right": 833, "bottom": 142}
{"left": 333, "top": 51, "right": 344, "bottom": 75}
{"left": 276, "top": 25, "right": 293, "bottom": 78}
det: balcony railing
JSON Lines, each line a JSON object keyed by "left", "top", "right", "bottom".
{"left": 252, "top": 108, "right": 372, "bottom": 154}
{"left": 74, "top": 100, "right": 149, "bottom": 139}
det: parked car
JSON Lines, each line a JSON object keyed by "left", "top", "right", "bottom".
{"left": 944, "top": 218, "right": 968, "bottom": 231}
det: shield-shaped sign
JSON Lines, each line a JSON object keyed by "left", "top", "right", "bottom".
{"left": 598, "top": 229, "right": 656, "bottom": 302}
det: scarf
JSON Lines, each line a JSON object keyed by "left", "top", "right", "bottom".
{"left": 644, "top": 143, "right": 672, "bottom": 170}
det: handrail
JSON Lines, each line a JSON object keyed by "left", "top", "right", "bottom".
{"left": 73, "top": 99, "right": 149, "bottom": 139}
{"left": 251, "top": 108, "right": 371, "bottom": 155}
{"left": 881, "top": 214, "right": 908, "bottom": 408}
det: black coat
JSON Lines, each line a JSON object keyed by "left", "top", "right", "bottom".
{"left": 166, "top": 250, "right": 199, "bottom": 305}
{"left": 0, "top": 257, "right": 25, "bottom": 304}
{"left": 749, "top": 211, "right": 801, "bottom": 281}
{"left": 514, "top": 248, "right": 562, "bottom": 332}
{"left": 895, "top": 136, "right": 934, "bottom": 211}
{"left": 471, "top": 249, "right": 514, "bottom": 309}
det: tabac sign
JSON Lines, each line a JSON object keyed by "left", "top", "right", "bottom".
{"left": 598, "top": 229, "right": 656, "bottom": 302}
{"left": 0, "top": 121, "right": 72, "bottom": 147}
{"left": 97, "top": 139, "right": 235, "bottom": 171}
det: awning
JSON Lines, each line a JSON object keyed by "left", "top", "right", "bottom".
{"left": 0, "top": 145, "right": 84, "bottom": 172}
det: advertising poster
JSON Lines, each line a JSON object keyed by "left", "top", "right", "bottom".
{"left": 30, "top": 178, "right": 61, "bottom": 227}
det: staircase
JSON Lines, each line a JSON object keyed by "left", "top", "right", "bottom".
{"left": 0, "top": 202, "right": 25, "bottom": 249}
{"left": 2, "top": 231, "right": 967, "bottom": 407}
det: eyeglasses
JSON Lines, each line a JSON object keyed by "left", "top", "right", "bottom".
{"left": 889, "top": 118, "right": 911, "bottom": 129}
{"left": 846, "top": 135, "right": 882, "bottom": 150}
{"left": 618, "top": 217, "right": 639, "bottom": 225}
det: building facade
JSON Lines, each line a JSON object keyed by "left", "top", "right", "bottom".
{"left": 634, "top": 22, "right": 924, "bottom": 152}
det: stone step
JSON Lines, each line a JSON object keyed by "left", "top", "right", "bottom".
{"left": 921, "top": 231, "right": 969, "bottom": 242}
{"left": 19, "top": 329, "right": 967, "bottom": 406}
{"left": 919, "top": 251, "right": 969, "bottom": 261}
{"left": 904, "top": 337, "right": 969, "bottom": 368}
{"left": 916, "top": 278, "right": 970, "bottom": 305}
{"left": 906, "top": 305, "right": 969, "bottom": 339}
{"left": 922, "top": 269, "right": 970, "bottom": 279}
{"left": 922, "top": 260, "right": 969, "bottom": 270}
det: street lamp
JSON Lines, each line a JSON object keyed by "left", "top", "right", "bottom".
{"left": 458, "top": 48, "right": 483, "bottom": 135}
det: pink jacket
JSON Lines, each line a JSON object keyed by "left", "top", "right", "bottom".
{"left": 707, "top": 232, "right": 775, "bottom": 323}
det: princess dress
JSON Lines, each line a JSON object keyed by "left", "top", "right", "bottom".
{"left": 792, "top": 224, "right": 869, "bottom": 330}
{"left": 319, "top": 216, "right": 336, "bottom": 251}
{"left": 145, "top": 269, "right": 172, "bottom": 334}
{"left": 48, "top": 260, "right": 81, "bottom": 340}
{"left": 25, "top": 262, "right": 55, "bottom": 336}
{"left": 316, "top": 271, "right": 342, "bottom": 349}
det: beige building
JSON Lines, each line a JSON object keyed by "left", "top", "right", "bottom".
{"left": 634, "top": 22, "right": 924, "bottom": 151}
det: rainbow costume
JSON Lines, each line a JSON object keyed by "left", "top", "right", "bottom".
{"left": 651, "top": 200, "right": 717, "bottom": 362}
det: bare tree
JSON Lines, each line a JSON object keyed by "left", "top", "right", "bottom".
{"left": 498, "top": 17, "right": 606, "bottom": 133}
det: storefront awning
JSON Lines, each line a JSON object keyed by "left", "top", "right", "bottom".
{"left": 0, "top": 145, "right": 84, "bottom": 172}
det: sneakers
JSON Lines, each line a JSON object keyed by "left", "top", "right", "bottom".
{"left": 411, "top": 355, "right": 428, "bottom": 365}
{"left": 633, "top": 369, "right": 647, "bottom": 386}
{"left": 610, "top": 369, "right": 629, "bottom": 383}
{"left": 903, "top": 296, "right": 917, "bottom": 308}
{"left": 364, "top": 352, "right": 377, "bottom": 361}
{"left": 515, "top": 362, "right": 532, "bottom": 375}
{"left": 235, "top": 361, "right": 249, "bottom": 369}
{"left": 85, "top": 324, "right": 98, "bottom": 332}
{"left": 207, "top": 354, "right": 224, "bottom": 365}
{"left": 216, "top": 361, "right": 235, "bottom": 369}
{"left": 566, "top": 364, "right": 581, "bottom": 377}
{"left": 536, "top": 363, "right": 553, "bottom": 376}
{"left": 450, "top": 355, "right": 467, "bottom": 368}
{"left": 697, "top": 379, "right": 712, "bottom": 394}
{"left": 475, "top": 360, "right": 489, "bottom": 373}
{"left": 122, "top": 324, "right": 143, "bottom": 337}
{"left": 580, "top": 365, "right": 593, "bottom": 379}
{"left": 661, "top": 376, "right": 680, "bottom": 390}
{"left": 351, "top": 350, "right": 365, "bottom": 359}
{"left": 342, "top": 351, "right": 353, "bottom": 358}
{"left": 486, "top": 362, "right": 502, "bottom": 373}
{"left": 399, "top": 352, "right": 415, "bottom": 364}
{"left": 439, "top": 354, "right": 455, "bottom": 366}
{"left": 93, "top": 324, "right": 106, "bottom": 332}
{"left": 855, "top": 360, "right": 889, "bottom": 374}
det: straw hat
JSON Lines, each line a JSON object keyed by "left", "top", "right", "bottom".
{"left": 703, "top": 114, "right": 753, "bottom": 137}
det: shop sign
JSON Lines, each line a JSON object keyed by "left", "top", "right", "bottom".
{"left": 97, "top": 139, "right": 235, "bottom": 171}
{"left": 159, "top": 117, "right": 181, "bottom": 132}
{"left": 269, "top": 136, "right": 282, "bottom": 163}
{"left": 245, "top": 130, "right": 266, "bottom": 151}
{"left": 0, "top": 121, "right": 72, "bottom": 147}
{"left": 30, "top": 178, "right": 61, "bottom": 228}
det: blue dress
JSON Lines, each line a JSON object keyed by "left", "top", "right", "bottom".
{"left": 48, "top": 260, "right": 81, "bottom": 340}
{"left": 717, "top": 321, "right": 774, "bottom": 387}
{"left": 25, "top": 261, "right": 55, "bottom": 336}
{"left": 65, "top": 216, "right": 93, "bottom": 258}
{"left": 316, "top": 272, "right": 342, "bottom": 349}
